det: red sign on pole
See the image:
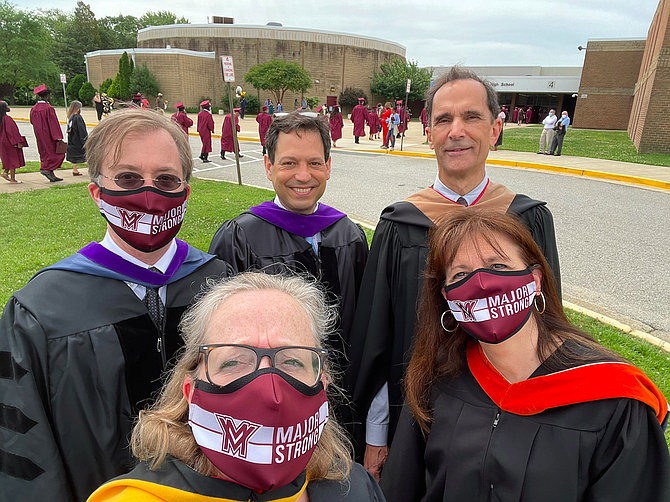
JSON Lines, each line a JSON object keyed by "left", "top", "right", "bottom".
{"left": 221, "top": 56, "right": 235, "bottom": 82}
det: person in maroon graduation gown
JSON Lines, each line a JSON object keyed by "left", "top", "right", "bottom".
{"left": 220, "top": 108, "right": 242, "bottom": 160}
{"left": 367, "top": 107, "right": 379, "bottom": 141}
{"left": 256, "top": 105, "right": 273, "bottom": 155}
{"left": 30, "top": 84, "right": 64, "bottom": 182}
{"left": 197, "top": 100, "right": 214, "bottom": 163}
{"left": 350, "top": 97, "right": 367, "bottom": 144}
{"left": 382, "top": 210, "right": 670, "bottom": 502}
{"left": 0, "top": 101, "right": 26, "bottom": 184}
{"left": 419, "top": 107, "right": 427, "bottom": 136}
{"left": 171, "top": 102, "right": 193, "bottom": 136}
{"left": 329, "top": 105, "right": 344, "bottom": 147}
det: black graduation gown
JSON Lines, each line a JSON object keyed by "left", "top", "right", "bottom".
{"left": 89, "top": 457, "right": 387, "bottom": 502}
{"left": 66, "top": 113, "right": 87, "bottom": 164}
{"left": 381, "top": 344, "right": 670, "bottom": 502}
{"left": 208, "top": 211, "right": 369, "bottom": 373}
{"left": 0, "top": 250, "right": 230, "bottom": 502}
{"left": 345, "top": 183, "right": 561, "bottom": 458}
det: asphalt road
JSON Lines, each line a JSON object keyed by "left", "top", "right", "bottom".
{"left": 189, "top": 140, "right": 670, "bottom": 341}
{"left": 17, "top": 124, "right": 670, "bottom": 341}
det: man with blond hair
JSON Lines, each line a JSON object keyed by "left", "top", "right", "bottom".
{"left": 0, "top": 109, "right": 230, "bottom": 502}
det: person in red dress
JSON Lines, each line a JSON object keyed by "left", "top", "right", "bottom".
{"left": 379, "top": 102, "right": 392, "bottom": 148}
{"left": 30, "top": 84, "right": 64, "bottom": 182}
{"left": 171, "top": 102, "right": 193, "bottom": 136}
{"left": 221, "top": 108, "right": 242, "bottom": 160}
{"left": 350, "top": 97, "right": 368, "bottom": 144}
{"left": 0, "top": 101, "right": 26, "bottom": 184}
{"left": 197, "top": 100, "right": 214, "bottom": 163}
{"left": 329, "top": 105, "right": 344, "bottom": 147}
{"left": 256, "top": 105, "right": 273, "bottom": 155}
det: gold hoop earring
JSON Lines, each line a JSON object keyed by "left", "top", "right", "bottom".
{"left": 534, "top": 291, "right": 546, "bottom": 314}
{"left": 440, "top": 311, "right": 457, "bottom": 332}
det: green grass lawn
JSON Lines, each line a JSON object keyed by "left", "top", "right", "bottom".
{"left": 500, "top": 126, "right": 670, "bottom": 166}
{"left": 1, "top": 180, "right": 669, "bottom": 446}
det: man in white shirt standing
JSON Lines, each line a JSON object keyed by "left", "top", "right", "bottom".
{"left": 0, "top": 109, "right": 230, "bottom": 502}
{"left": 538, "top": 108, "right": 557, "bottom": 154}
{"left": 346, "top": 66, "right": 563, "bottom": 481}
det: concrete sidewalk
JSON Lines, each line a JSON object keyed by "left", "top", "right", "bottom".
{"left": 2, "top": 105, "right": 669, "bottom": 194}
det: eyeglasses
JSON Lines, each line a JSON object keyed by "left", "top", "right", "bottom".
{"left": 199, "top": 344, "right": 328, "bottom": 387}
{"left": 102, "top": 172, "right": 184, "bottom": 191}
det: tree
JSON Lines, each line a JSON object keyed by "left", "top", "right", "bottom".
{"left": 245, "top": 60, "right": 312, "bottom": 105}
{"left": 0, "top": 2, "right": 58, "bottom": 104}
{"left": 129, "top": 63, "right": 159, "bottom": 97}
{"left": 118, "top": 51, "right": 133, "bottom": 99}
{"left": 45, "top": 2, "right": 102, "bottom": 78}
{"left": 139, "top": 11, "right": 189, "bottom": 27}
{"left": 66, "top": 74, "right": 86, "bottom": 103}
{"left": 98, "top": 15, "right": 142, "bottom": 49}
{"left": 339, "top": 87, "right": 368, "bottom": 108}
{"left": 371, "top": 58, "right": 433, "bottom": 102}
{"left": 78, "top": 81, "right": 96, "bottom": 105}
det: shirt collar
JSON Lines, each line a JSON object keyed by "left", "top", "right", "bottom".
{"left": 433, "top": 172, "right": 489, "bottom": 206}
{"left": 273, "top": 195, "right": 320, "bottom": 214}
{"left": 100, "top": 231, "right": 177, "bottom": 273}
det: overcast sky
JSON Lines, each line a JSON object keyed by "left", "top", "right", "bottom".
{"left": 16, "top": 0, "right": 660, "bottom": 67}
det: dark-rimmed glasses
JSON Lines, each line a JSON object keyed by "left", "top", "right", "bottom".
{"left": 199, "top": 344, "right": 328, "bottom": 387}
{"left": 102, "top": 172, "right": 184, "bottom": 191}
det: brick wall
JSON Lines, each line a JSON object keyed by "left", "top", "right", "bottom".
{"left": 573, "top": 40, "right": 644, "bottom": 129}
{"left": 133, "top": 26, "right": 404, "bottom": 110}
{"left": 628, "top": 0, "right": 670, "bottom": 154}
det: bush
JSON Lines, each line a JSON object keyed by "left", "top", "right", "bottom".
{"left": 107, "top": 74, "right": 122, "bottom": 99}
{"left": 245, "top": 94, "right": 260, "bottom": 115}
{"left": 66, "top": 75, "right": 87, "bottom": 104}
{"left": 129, "top": 63, "right": 160, "bottom": 98}
{"left": 220, "top": 96, "right": 240, "bottom": 114}
{"left": 306, "top": 97, "right": 320, "bottom": 110}
{"left": 99, "top": 78, "right": 113, "bottom": 94}
{"left": 78, "top": 82, "right": 96, "bottom": 105}
{"left": 339, "top": 87, "right": 368, "bottom": 107}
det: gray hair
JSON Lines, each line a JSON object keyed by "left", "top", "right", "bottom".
{"left": 130, "top": 271, "right": 352, "bottom": 481}
{"left": 180, "top": 272, "right": 337, "bottom": 353}
{"left": 85, "top": 108, "right": 193, "bottom": 185}
{"left": 265, "top": 112, "right": 331, "bottom": 164}
{"left": 425, "top": 65, "right": 500, "bottom": 126}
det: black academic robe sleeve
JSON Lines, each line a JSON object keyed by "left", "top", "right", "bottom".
{"left": 345, "top": 214, "right": 429, "bottom": 457}
{"left": 381, "top": 377, "right": 670, "bottom": 502}
{"left": 586, "top": 399, "right": 670, "bottom": 501}
{"left": 510, "top": 195, "right": 561, "bottom": 295}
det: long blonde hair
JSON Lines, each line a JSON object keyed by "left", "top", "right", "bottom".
{"left": 67, "top": 100, "right": 81, "bottom": 119}
{"left": 130, "top": 272, "right": 353, "bottom": 482}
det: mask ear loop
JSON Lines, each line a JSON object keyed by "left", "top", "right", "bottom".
{"left": 440, "top": 311, "right": 457, "bottom": 332}
{"left": 534, "top": 291, "right": 546, "bottom": 314}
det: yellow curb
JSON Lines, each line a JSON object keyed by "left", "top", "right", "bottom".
{"left": 563, "top": 300, "right": 670, "bottom": 354}
{"left": 486, "top": 159, "right": 670, "bottom": 191}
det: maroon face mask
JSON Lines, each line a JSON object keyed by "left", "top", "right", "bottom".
{"left": 98, "top": 186, "right": 188, "bottom": 252}
{"left": 188, "top": 369, "right": 328, "bottom": 492}
{"left": 442, "top": 268, "right": 537, "bottom": 344}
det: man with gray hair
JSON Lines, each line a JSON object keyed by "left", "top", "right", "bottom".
{"left": 209, "top": 112, "right": 368, "bottom": 404}
{"left": 0, "top": 109, "right": 231, "bottom": 502}
{"left": 346, "top": 66, "right": 562, "bottom": 479}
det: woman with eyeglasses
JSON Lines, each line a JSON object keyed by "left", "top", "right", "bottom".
{"left": 88, "top": 272, "right": 386, "bottom": 502}
{"left": 381, "top": 210, "right": 669, "bottom": 502}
